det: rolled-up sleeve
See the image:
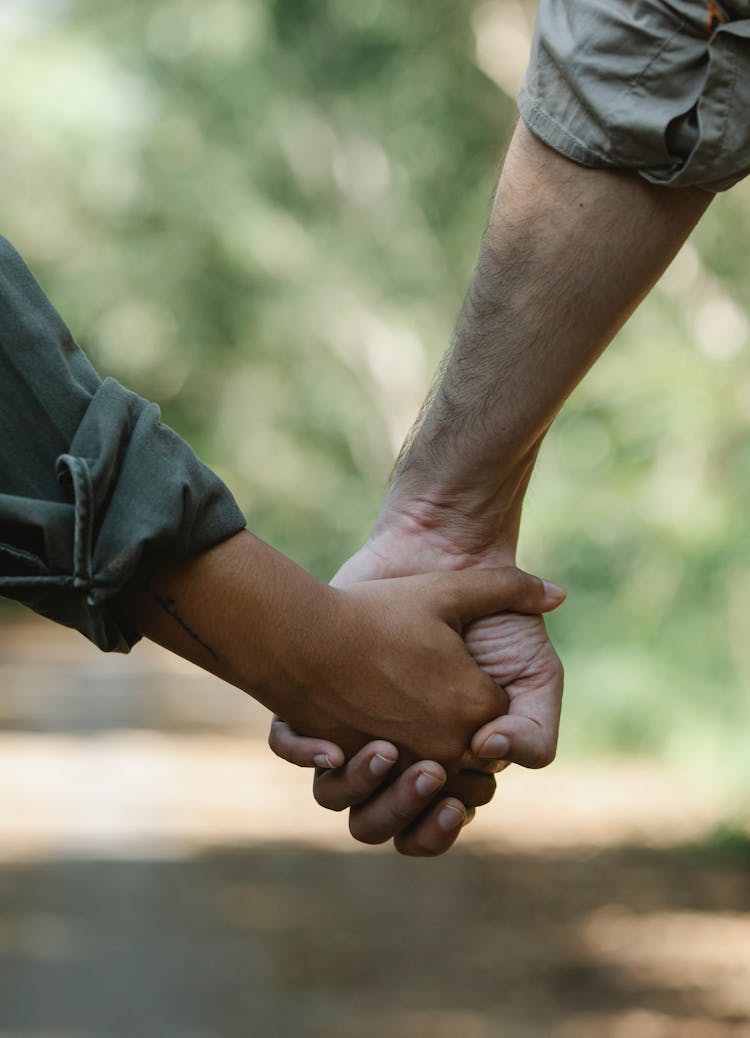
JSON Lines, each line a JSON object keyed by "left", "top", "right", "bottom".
{"left": 0, "top": 236, "right": 247, "bottom": 652}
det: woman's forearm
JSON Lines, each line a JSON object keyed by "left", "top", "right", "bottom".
{"left": 115, "top": 529, "right": 337, "bottom": 720}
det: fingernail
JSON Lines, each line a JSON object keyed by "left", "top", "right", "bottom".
{"left": 370, "top": 752, "right": 396, "bottom": 778}
{"left": 314, "top": 753, "right": 335, "bottom": 769}
{"left": 438, "top": 804, "right": 466, "bottom": 832}
{"left": 415, "top": 770, "right": 443, "bottom": 797}
{"left": 478, "top": 734, "right": 510, "bottom": 759}
{"left": 542, "top": 579, "right": 567, "bottom": 599}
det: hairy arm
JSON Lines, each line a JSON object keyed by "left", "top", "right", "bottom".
{"left": 274, "top": 121, "right": 713, "bottom": 851}
{"left": 333, "top": 122, "right": 712, "bottom": 766}
{"left": 384, "top": 121, "right": 712, "bottom": 558}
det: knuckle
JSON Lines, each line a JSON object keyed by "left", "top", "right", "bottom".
{"left": 527, "top": 740, "right": 557, "bottom": 769}
{"left": 390, "top": 800, "right": 417, "bottom": 825}
{"left": 311, "top": 783, "right": 328, "bottom": 808}
{"left": 349, "top": 815, "right": 389, "bottom": 845}
{"left": 394, "top": 836, "right": 445, "bottom": 858}
{"left": 510, "top": 567, "right": 532, "bottom": 597}
{"left": 543, "top": 743, "right": 558, "bottom": 767}
{"left": 410, "top": 846, "right": 443, "bottom": 859}
{"left": 312, "top": 781, "right": 343, "bottom": 812}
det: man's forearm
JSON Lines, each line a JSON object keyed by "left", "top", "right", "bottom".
{"left": 384, "top": 122, "right": 712, "bottom": 556}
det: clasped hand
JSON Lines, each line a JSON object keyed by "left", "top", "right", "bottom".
{"left": 269, "top": 565, "right": 565, "bottom": 856}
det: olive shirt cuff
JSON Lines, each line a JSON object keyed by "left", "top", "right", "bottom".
{"left": 0, "top": 236, "right": 247, "bottom": 652}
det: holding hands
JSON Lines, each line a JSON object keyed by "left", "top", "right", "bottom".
{"left": 269, "top": 517, "right": 566, "bottom": 856}
{"left": 122, "top": 527, "right": 565, "bottom": 857}
{"left": 277, "top": 565, "right": 564, "bottom": 765}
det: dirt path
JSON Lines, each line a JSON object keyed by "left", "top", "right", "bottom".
{"left": 1, "top": 620, "right": 749, "bottom": 1038}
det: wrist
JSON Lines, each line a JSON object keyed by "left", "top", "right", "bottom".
{"left": 382, "top": 444, "right": 538, "bottom": 562}
{"left": 223, "top": 543, "right": 342, "bottom": 722}
{"left": 119, "top": 530, "right": 340, "bottom": 724}
{"left": 373, "top": 502, "right": 517, "bottom": 566}
{"left": 327, "top": 503, "right": 517, "bottom": 593}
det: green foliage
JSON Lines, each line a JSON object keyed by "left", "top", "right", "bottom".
{"left": 3, "top": 1, "right": 750, "bottom": 779}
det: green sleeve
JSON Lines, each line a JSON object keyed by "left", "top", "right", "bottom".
{"left": 0, "top": 236, "right": 247, "bottom": 651}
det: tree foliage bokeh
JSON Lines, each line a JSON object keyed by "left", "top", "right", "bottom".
{"left": 3, "top": 0, "right": 750, "bottom": 787}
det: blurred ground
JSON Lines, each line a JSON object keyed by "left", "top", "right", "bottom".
{"left": 1, "top": 619, "right": 750, "bottom": 1038}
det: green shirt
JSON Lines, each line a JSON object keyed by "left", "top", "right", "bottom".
{"left": 0, "top": 236, "right": 246, "bottom": 651}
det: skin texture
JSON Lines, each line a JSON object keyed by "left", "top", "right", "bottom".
{"left": 271, "top": 120, "right": 714, "bottom": 855}
{"left": 116, "top": 529, "right": 565, "bottom": 818}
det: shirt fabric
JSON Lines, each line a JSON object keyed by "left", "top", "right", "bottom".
{"left": 519, "top": 0, "right": 750, "bottom": 191}
{"left": 0, "top": 236, "right": 247, "bottom": 652}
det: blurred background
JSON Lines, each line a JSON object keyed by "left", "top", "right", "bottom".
{"left": 1, "top": 0, "right": 750, "bottom": 1035}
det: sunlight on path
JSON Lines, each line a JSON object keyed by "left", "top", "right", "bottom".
{"left": 0, "top": 730, "right": 732, "bottom": 862}
{"left": 2, "top": 620, "right": 750, "bottom": 1038}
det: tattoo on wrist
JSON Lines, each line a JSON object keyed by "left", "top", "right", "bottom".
{"left": 147, "top": 581, "right": 220, "bottom": 663}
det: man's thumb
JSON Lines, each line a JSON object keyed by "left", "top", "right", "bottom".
{"left": 445, "top": 567, "right": 567, "bottom": 625}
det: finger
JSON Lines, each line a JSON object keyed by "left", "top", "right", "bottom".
{"left": 312, "top": 741, "right": 399, "bottom": 811}
{"left": 440, "top": 567, "right": 567, "bottom": 626}
{"left": 268, "top": 716, "right": 346, "bottom": 770}
{"left": 470, "top": 656, "right": 564, "bottom": 769}
{"left": 392, "top": 797, "right": 468, "bottom": 857}
{"left": 441, "top": 768, "right": 497, "bottom": 807}
{"left": 450, "top": 747, "right": 512, "bottom": 774}
{"left": 347, "top": 762, "right": 448, "bottom": 844}
{"left": 470, "top": 757, "right": 512, "bottom": 774}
